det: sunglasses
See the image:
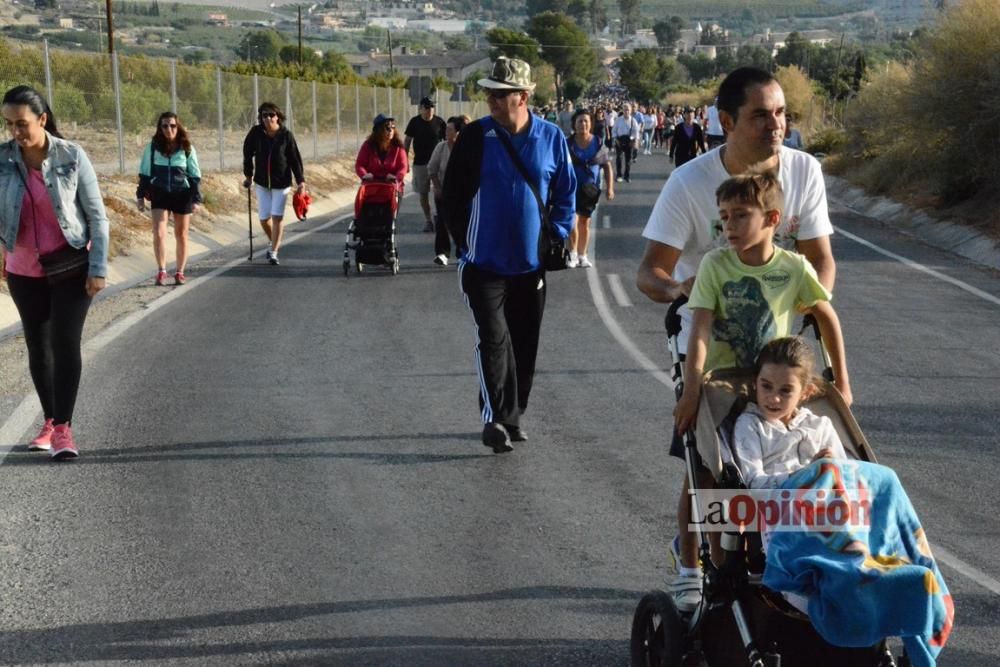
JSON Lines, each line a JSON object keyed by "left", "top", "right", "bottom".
{"left": 261, "top": 112, "right": 278, "bottom": 119}
{"left": 161, "top": 123, "right": 177, "bottom": 129}
{"left": 487, "top": 89, "right": 520, "bottom": 100}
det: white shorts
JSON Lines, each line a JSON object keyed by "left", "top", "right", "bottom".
{"left": 255, "top": 184, "right": 291, "bottom": 220}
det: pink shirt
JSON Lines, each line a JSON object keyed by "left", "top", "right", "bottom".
{"left": 3, "top": 168, "right": 69, "bottom": 278}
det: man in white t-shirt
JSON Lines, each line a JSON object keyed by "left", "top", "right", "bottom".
{"left": 635, "top": 67, "right": 836, "bottom": 615}
{"left": 612, "top": 104, "right": 640, "bottom": 183}
{"left": 706, "top": 99, "right": 725, "bottom": 149}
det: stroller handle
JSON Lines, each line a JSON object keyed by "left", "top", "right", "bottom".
{"left": 664, "top": 295, "right": 689, "bottom": 339}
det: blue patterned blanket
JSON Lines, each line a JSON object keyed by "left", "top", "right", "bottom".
{"left": 762, "top": 459, "right": 954, "bottom": 667}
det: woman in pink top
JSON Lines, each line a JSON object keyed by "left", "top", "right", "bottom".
{"left": 0, "top": 85, "right": 109, "bottom": 460}
{"left": 355, "top": 113, "right": 408, "bottom": 194}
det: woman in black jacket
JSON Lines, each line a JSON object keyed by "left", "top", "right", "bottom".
{"left": 667, "top": 107, "right": 708, "bottom": 169}
{"left": 242, "top": 102, "right": 306, "bottom": 265}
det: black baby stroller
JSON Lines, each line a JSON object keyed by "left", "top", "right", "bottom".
{"left": 343, "top": 179, "right": 399, "bottom": 276}
{"left": 630, "top": 297, "right": 912, "bottom": 667}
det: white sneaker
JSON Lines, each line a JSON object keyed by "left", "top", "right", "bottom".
{"left": 433, "top": 254, "right": 448, "bottom": 266}
{"left": 578, "top": 255, "right": 592, "bottom": 268}
{"left": 616, "top": 177, "right": 623, "bottom": 183}
{"left": 667, "top": 572, "right": 703, "bottom": 614}
{"left": 567, "top": 251, "right": 579, "bottom": 269}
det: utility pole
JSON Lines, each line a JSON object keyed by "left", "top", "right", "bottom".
{"left": 387, "top": 30, "right": 393, "bottom": 73}
{"left": 105, "top": 0, "right": 114, "bottom": 55}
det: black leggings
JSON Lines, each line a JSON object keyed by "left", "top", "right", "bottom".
{"left": 6, "top": 271, "right": 93, "bottom": 425}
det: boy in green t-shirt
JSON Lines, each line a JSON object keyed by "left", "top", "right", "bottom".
{"left": 674, "top": 170, "right": 852, "bottom": 434}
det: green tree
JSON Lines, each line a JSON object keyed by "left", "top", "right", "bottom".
{"left": 618, "top": 0, "right": 640, "bottom": 35}
{"left": 653, "top": 17, "right": 684, "bottom": 50}
{"left": 617, "top": 48, "right": 668, "bottom": 102}
{"left": 236, "top": 30, "right": 284, "bottom": 63}
{"left": 588, "top": 0, "right": 607, "bottom": 35}
{"left": 775, "top": 32, "right": 811, "bottom": 70}
{"left": 526, "top": 0, "right": 568, "bottom": 14}
{"left": 485, "top": 27, "right": 541, "bottom": 67}
{"left": 676, "top": 53, "right": 715, "bottom": 82}
{"left": 431, "top": 74, "right": 454, "bottom": 96}
{"left": 525, "top": 12, "right": 597, "bottom": 101}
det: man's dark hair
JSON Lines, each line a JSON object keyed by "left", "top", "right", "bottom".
{"left": 716, "top": 67, "right": 778, "bottom": 122}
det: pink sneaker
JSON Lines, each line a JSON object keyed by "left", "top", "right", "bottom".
{"left": 28, "top": 418, "right": 54, "bottom": 451}
{"left": 50, "top": 424, "right": 79, "bottom": 460}
{"left": 155, "top": 269, "right": 168, "bottom": 286}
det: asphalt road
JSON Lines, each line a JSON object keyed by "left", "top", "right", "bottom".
{"left": 1, "top": 153, "right": 998, "bottom": 666}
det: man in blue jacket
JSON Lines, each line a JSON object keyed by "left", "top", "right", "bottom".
{"left": 443, "top": 57, "right": 576, "bottom": 453}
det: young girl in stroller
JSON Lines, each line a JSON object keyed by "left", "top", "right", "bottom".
{"left": 733, "top": 336, "right": 954, "bottom": 667}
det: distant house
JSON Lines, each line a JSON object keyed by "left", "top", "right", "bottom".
{"left": 205, "top": 13, "right": 228, "bottom": 27}
{"left": 750, "top": 29, "right": 839, "bottom": 57}
{"left": 350, "top": 48, "right": 491, "bottom": 102}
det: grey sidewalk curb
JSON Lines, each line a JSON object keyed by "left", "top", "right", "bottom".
{"left": 825, "top": 175, "right": 1000, "bottom": 273}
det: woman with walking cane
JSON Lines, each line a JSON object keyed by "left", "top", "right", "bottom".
{"left": 241, "top": 102, "right": 306, "bottom": 266}
{"left": 0, "top": 85, "right": 110, "bottom": 459}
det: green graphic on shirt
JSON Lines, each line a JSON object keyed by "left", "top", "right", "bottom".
{"left": 713, "top": 276, "right": 777, "bottom": 367}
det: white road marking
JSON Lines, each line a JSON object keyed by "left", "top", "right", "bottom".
{"left": 606, "top": 273, "right": 633, "bottom": 307}
{"left": 589, "top": 228, "right": 1000, "bottom": 597}
{"left": 835, "top": 225, "right": 1000, "bottom": 307}
{"left": 0, "top": 211, "right": 353, "bottom": 462}
{"left": 602, "top": 214, "right": 611, "bottom": 229}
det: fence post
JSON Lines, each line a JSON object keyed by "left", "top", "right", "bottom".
{"left": 253, "top": 73, "right": 259, "bottom": 122}
{"left": 388, "top": 85, "right": 392, "bottom": 117}
{"left": 355, "top": 82, "right": 360, "bottom": 150}
{"left": 285, "top": 77, "right": 292, "bottom": 132}
{"left": 170, "top": 59, "right": 177, "bottom": 114}
{"left": 43, "top": 39, "right": 53, "bottom": 108}
{"left": 311, "top": 80, "right": 318, "bottom": 160}
{"left": 216, "top": 67, "right": 225, "bottom": 170}
{"left": 335, "top": 82, "right": 341, "bottom": 153}
{"left": 111, "top": 52, "right": 125, "bottom": 174}
{"left": 372, "top": 85, "right": 377, "bottom": 117}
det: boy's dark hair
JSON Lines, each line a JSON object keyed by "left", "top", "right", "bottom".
{"left": 3, "top": 85, "right": 62, "bottom": 138}
{"left": 447, "top": 115, "right": 467, "bottom": 133}
{"left": 715, "top": 170, "right": 784, "bottom": 214}
{"left": 753, "top": 336, "right": 816, "bottom": 387}
{"left": 716, "top": 67, "right": 778, "bottom": 122}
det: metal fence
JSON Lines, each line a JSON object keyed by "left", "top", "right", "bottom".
{"left": 0, "top": 40, "right": 486, "bottom": 175}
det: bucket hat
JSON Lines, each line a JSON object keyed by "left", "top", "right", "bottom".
{"left": 477, "top": 57, "right": 536, "bottom": 91}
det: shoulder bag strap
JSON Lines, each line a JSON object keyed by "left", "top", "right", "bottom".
{"left": 493, "top": 125, "right": 551, "bottom": 235}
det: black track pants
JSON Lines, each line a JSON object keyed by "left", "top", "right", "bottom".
{"left": 615, "top": 136, "right": 632, "bottom": 180}
{"left": 6, "top": 271, "right": 93, "bottom": 424}
{"left": 459, "top": 262, "right": 546, "bottom": 426}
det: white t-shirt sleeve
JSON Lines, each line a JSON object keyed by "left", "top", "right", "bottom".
{"left": 641, "top": 174, "right": 697, "bottom": 251}
{"left": 788, "top": 150, "right": 833, "bottom": 241}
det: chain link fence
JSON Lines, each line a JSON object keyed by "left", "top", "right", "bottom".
{"left": 0, "top": 40, "right": 486, "bottom": 176}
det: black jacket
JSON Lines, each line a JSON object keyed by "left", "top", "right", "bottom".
{"left": 669, "top": 122, "right": 707, "bottom": 166}
{"left": 242, "top": 125, "right": 304, "bottom": 190}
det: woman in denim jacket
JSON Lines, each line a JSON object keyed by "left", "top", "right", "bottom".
{"left": 0, "top": 85, "right": 109, "bottom": 459}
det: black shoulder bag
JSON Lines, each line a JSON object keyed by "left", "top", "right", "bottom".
{"left": 494, "top": 128, "right": 570, "bottom": 272}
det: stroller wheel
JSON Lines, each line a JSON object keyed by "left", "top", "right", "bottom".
{"left": 342, "top": 260, "right": 350, "bottom": 276}
{"left": 391, "top": 259, "right": 399, "bottom": 275}
{"left": 357, "top": 262, "right": 364, "bottom": 274}
{"left": 630, "top": 591, "right": 684, "bottom": 667}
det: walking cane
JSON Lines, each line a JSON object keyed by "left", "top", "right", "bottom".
{"left": 246, "top": 184, "right": 253, "bottom": 261}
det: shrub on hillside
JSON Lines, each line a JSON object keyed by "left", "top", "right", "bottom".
{"left": 774, "top": 65, "right": 824, "bottom": 138}
{"left": 840, "top": 0, "right": 1000, "bottom": 203}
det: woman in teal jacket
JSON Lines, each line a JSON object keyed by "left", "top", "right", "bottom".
{"left": 0, "top": 85, "right": 109, "bottom": 459}
{"left": 136, "top": 112, "right": 201, "bottom": 285}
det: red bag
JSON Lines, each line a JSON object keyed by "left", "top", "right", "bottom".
{"left": 293, "top": 191, "right": 312, "bottom": 220}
